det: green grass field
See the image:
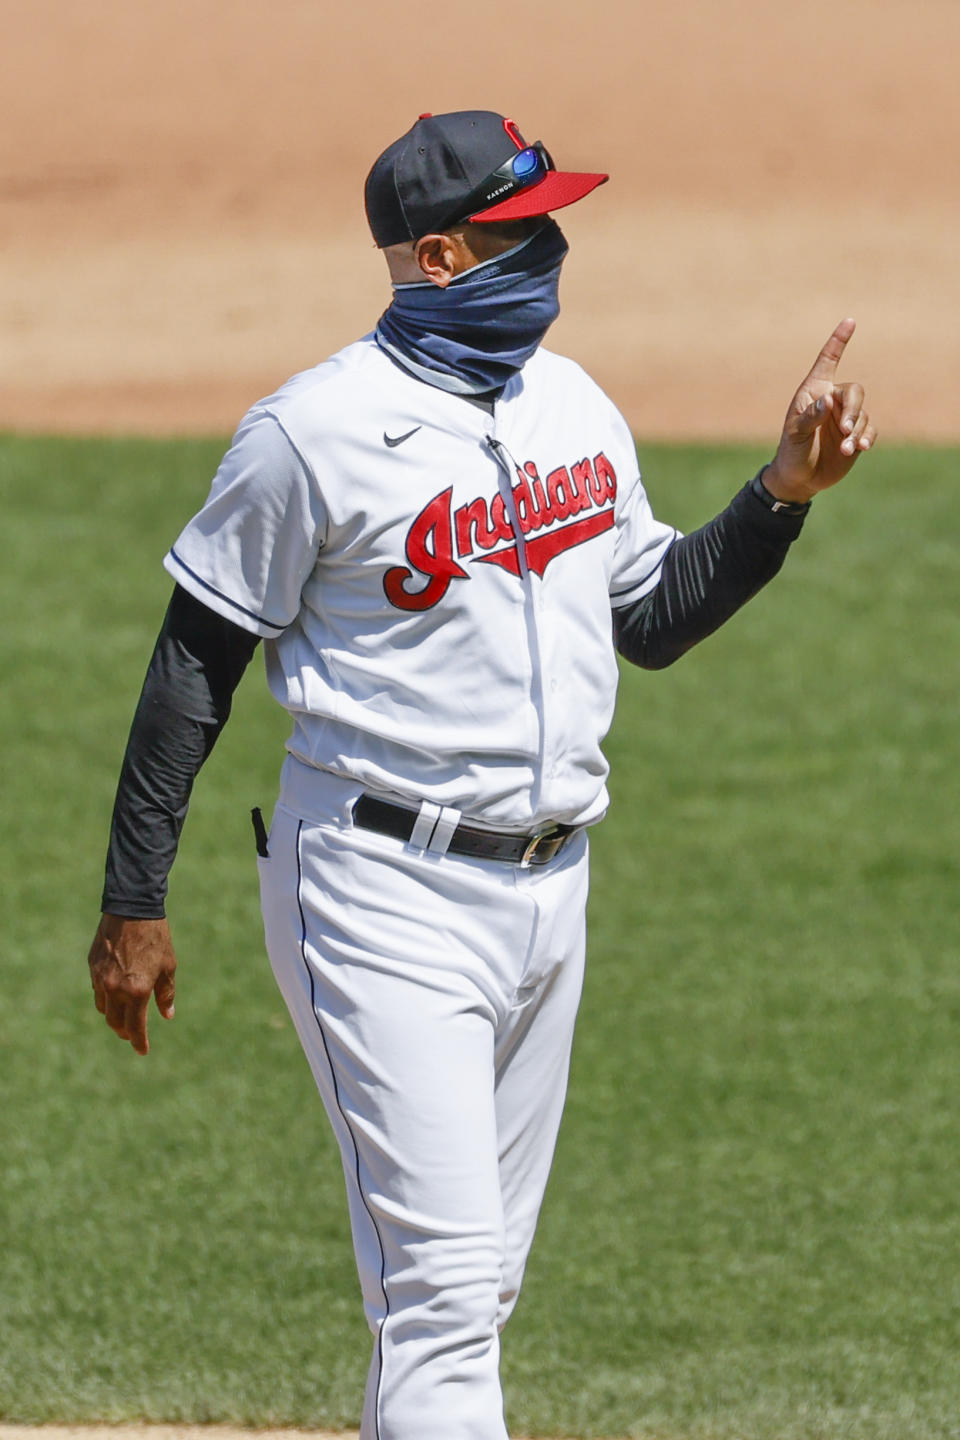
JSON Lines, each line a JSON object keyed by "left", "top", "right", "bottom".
{"left": 1, "top": 433, "right": 958, "bottom": 1438}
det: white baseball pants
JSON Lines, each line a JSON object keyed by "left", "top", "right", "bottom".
{"left": 258, "top": 758, "right": 589, "bottom": 1440}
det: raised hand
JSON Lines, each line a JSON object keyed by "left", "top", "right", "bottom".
{"left": 764, "top": 318, "right": 877, "bottom": 506}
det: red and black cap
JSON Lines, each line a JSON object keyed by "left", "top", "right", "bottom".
{"left": 364, "top": 110, "right": 608, "bottom": 248}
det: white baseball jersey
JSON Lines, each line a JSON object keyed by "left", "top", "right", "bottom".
{"left": 164, "top": 335, "right": 676, "bottom": 829}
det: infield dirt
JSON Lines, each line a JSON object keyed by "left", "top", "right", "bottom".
{"left": 2, "top": 0, "right": 957, "bottom": 443}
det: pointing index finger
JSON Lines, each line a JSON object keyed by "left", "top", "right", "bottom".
{"left": 806, "top": 317, "right": 856, "bottom": 383}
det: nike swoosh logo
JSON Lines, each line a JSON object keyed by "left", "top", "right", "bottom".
{"left": 384, "top": 426, "right": 422, "bottom": 448}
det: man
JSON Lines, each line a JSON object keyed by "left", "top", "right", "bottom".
{"left": 88, "top": 110, "right": 875, "bottom": 1440}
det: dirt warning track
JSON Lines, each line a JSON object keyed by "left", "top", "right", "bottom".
{"left": 1, "top": 0, "right": 957, "bottom": 443}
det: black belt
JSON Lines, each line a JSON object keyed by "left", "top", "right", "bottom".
{"left": 352, "top": 794, "right": 580, "bottom": 868}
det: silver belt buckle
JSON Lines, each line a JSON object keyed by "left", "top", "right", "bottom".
{"left": 520, "top": 824, "right": 561, "bottom": 869}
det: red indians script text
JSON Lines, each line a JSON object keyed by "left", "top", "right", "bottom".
{"left": 384, "top": 454, "right": 617, "bottom": 612}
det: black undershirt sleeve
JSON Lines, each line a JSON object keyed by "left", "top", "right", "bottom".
{"left": 613, "top": 476, "right": 809, "bottom": 670}
{"left": 101, "top": 585, "right": 261, "bottom": 919}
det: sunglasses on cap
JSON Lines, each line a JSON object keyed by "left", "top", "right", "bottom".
{"left": 434, "top": 142, "right": 555, "bottom": 232}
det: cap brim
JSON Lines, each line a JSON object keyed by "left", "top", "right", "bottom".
{"left": 468, "top": 171, "right": 609, "bottom": 224}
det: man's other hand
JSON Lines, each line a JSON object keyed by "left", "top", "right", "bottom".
{"left": 88, "top": 915, "right": 177, "bottom": 1056}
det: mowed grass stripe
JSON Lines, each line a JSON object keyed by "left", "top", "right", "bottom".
{"left": 1, "top": 435, "right": 958, "bottom": 1438}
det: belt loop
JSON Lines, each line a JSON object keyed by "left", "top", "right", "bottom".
{"left": 409, "top": 800, "right": 442, "bottom": 851}
{"left": 426, "top": 805, "right": 462, "bottom": 857}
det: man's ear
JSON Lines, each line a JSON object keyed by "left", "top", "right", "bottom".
{"left": 414, "top": 233, "right": 464, "bottom": 288}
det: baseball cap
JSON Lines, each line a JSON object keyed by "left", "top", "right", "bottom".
{"left": 364, "top": 110, "right": 608, "bottom": 248}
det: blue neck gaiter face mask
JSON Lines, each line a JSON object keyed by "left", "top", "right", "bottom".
{"left": 375, "top": 219, "right": 569, "bottom": 395}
